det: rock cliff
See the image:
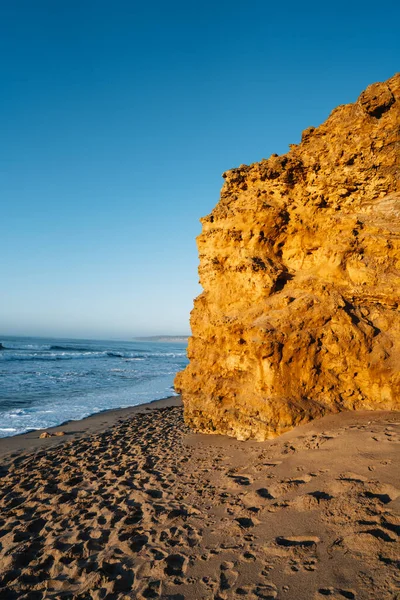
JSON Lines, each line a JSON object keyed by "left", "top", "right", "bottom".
{"left": 175, "top": 74, "right": 400, "bottom": 440}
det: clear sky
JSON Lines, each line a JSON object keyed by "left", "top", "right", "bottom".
{"left": 1, "top": 0, "right": 399, "bottom": 339}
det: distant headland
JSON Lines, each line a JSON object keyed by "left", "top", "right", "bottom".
{"left": 132, "top": 336, "right": 189, "bottom": 343}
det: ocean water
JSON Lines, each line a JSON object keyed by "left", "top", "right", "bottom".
{"left": 0, "top": 336, "right": 188, "bottom": 438}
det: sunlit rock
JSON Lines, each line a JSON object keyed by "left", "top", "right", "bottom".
{"left": 175, "top": 74, "right": 400, "bottom": 440}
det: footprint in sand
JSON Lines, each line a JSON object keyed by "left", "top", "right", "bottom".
{"left": 286, "top": 557, "right": 318, "bottom": 573}
{"left": 371, "top": 425, "right": 400, "bottom": 444}
{"left": 234, "top": 582, "right": 278, "bottom": 599}
{"left": 337, "top": 472, "right": 368, "bottom": 483}
{"left": 235, "top": 517, "right": 256, "bottom": 529}
{"left": 256, "top": 488, "right": 275, "bottom": 500}
{"left": 341, "top": 527, "right": 398, "bottom": 559}
{"left": 219, "top": 561, "right": 239, "bottom": 591}
{"left": 268, "top": 474, "right": 313, "bottom": 498}
{"left": 288, "top": 490, "right": 334, "bottom": 511}
{"left": 290, "top": 433, "right": 338, "bottom": 452}
{"left": 276, "top": 535, "right": 320, "bottom": 548}
{"left": 164, "top": 553, "right": 187, "bottom": 576}
{"left": 264, "top": 536, "right": 321, "bottom": 577}
{"left": 228, "top": 474, "right": 253, "bottom": 486}
{"left": 315, "top": 588, "right": 355, "bottom": 599}
{"left": 309, "top": 490, "right": 334, "bottom": 501}
{"left": 252, "top": 460, "right": 282, "bottom": 473}
{"left": 364, "top": 483, "right": 400, "bottom": 505}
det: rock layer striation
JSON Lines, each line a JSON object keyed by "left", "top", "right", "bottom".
{"left": 175, "top": 74, "right": 400, "bottom": 440}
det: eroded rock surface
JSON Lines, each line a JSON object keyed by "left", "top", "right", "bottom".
{"left": 175, "top": 74, "right": 400, "bottom": 440}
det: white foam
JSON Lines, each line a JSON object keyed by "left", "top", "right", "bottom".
{"left": 0, "top": 375, "right": 180, "bottom": 438}
{"left": 0, "top": 337, "right": 188, "bottom": 438}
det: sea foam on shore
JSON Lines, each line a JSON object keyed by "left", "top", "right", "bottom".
{"left": 0, "top": 336, "right": 187, "bottom": 437}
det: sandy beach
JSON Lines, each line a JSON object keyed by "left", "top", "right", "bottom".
{"left": 0, "top": 399, "right": 399, "bottom": 600}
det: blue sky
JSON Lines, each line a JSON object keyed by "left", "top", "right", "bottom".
{"left": 1, "top": 0, "right": 399, "bottom": 339}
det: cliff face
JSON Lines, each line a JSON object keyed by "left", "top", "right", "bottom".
{"left": 175, "top": 74, "right": 400, "bottom": 440}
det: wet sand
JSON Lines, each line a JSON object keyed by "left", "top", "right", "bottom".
{"left": 0, "top": 401, "right": 399, "bottom": 599}
{"left": 0, "top": 396, "right": 182, "bottom": 459}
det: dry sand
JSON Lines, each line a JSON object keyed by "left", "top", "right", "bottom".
{"left": 0, "top": 399, "right": 399, "bottom": 600}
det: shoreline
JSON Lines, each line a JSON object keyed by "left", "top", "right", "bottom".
{"left": 0, "top": 395, "right": 182, "bottom": 460}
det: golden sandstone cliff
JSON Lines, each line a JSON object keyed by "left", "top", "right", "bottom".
{"left": 175, "top": 74, "right": 400, "bottom": 440}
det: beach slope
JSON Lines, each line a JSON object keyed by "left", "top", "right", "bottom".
{"left": 0, "top": 402, "right": 399, "bottom": 599}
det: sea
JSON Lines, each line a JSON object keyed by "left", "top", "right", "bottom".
{"left": 0, "top": 336, "right": 188, "bottom": 438}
